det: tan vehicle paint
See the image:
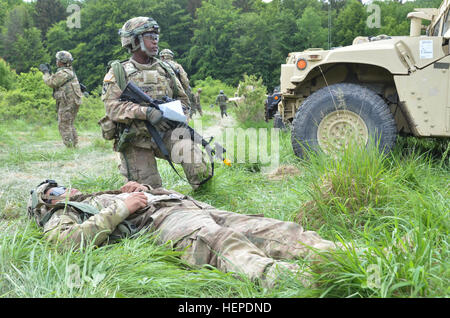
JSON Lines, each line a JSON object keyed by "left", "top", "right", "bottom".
{"left": 279, "top": 0, "right": 450, "bottom": 152}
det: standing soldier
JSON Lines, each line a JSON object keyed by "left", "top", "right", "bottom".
{"left": 39, "top": 51, "right": 82, "bottom": 148}
{"left": 159, "top": 48, "right": 195, "bottom": 112}
{"left": 100, "top": 17, "right": 211, "bottom": 190}
{"left": 191, "top": 88, "right": 203, "bottom": 117}
{"left": 215, "top": 90, "right": 229, "bottom": 118}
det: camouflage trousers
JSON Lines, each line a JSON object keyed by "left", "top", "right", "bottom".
{"left": 57, "top": 99, "right": 80, "bottom": 148}
{"left": 150, "top": 207, "right": 338, "bottom": 283}
{"left": 219, "top": 105, "right": 227, "bottom": 118}
{"left": 190, "top": 103, "right": 203, "bottom": 117}
{"left": 119, "top": 130, "right": 212, "bottom": 190}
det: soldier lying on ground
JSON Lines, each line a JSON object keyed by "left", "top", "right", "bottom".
{"left": 28, "top": 180, "right": 341, "bottom": 288}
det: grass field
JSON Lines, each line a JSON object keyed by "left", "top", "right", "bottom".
{"left": 0, "top": 107, "right": 449, "bottom": 298}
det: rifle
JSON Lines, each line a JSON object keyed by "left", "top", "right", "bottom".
{"left": 119, "top": 81, "right": 231, "bottom": 183}
{"left": 80, "top": 83, "right": 89, "bottom": 94}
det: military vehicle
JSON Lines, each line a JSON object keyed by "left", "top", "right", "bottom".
{"left": 279, "top": 0, "right": 450, "bottom": 158}
{"left": 264, "top": 87, "right": 283, "bottom": 127}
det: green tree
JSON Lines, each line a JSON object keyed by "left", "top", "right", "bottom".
{"left": 295, "top": 6, "right": 328, "bottom": 50}
{"left": 0, "top": 2, "right": 8, "bottom": 27}
{"left": 186, "top": 0, "right": 203, "bottom": 17}
{"left": 333, "top": 0, "right": 366, "bottom": 46}
{"left": 148, "top": 0, "right": 194, "bottom": 63}
{"left": 234, "top": 74, "right": 267, "bottom": 123}
{"left": 229, "top": 10, "right": 284, "bottom": 89}
{"left": 44, "top": 0, "right": 194, "bottom": 90}
{"left": 0, "top": 58, "right": 16, "bottom": 90}
{"left": 232, "top": 0, "right": 258, "bottom": 12}
{"left": 188, "top": 0, "right": 240, "bottom": 84}
{"left": 9, "top": 27, "right": 50, "bottom": 73}
{"left": 1, "top": 4, "right": 34, "bottom": 62}
{"left": 45, "top": 20, "right": 80, "bottom": 66}
{"left": 33, "top": 0, "right": 67, "bottom": 38}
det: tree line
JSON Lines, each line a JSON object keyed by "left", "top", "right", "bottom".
{"left": 0, "top": 0, "right": 443, "bottom": 92}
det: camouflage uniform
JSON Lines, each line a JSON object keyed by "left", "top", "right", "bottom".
{"left": 191, "top": 89, "right": 203, "bottom": 116}
{"left": 101, "top": 17, "right": 211, "bottom": 189}
{"left": 28, "top": 181, "right": 339, "bottom": 287}
{"left": 159, "top": 49, "right": 196, "bottom": 113}
{"left": 42, "top": 51, "right": 82, "bottom": 147}
{"left": 215, "top": 90, "right": 229, "bottom": 118}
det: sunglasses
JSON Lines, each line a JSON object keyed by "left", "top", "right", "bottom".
{"left": 49, "top": 186, "right": 67, "bottom": 196}
{"left": 43, "top": 186, "right": 67, "bottom": 203}
{"left": 142, "top": 33, "right": 159, "bottom": 41}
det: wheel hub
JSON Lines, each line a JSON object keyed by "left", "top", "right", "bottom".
{"left": 317, "top": 110, "right": 369, "bottom": 153}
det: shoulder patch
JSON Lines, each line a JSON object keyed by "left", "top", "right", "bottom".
{"left": 103, "top": 71, "right": 115, "bottom": 83}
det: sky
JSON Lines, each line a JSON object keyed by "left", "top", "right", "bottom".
{"left": 261, "top": 0, "right": 416, "bottom": 3}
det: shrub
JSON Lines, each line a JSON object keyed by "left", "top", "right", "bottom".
{"left": 0, "top": 68, "right": 104, "bottom": 127}
{"left": 192, "top": 76, "right": 235, "bottom": 107}
{"left": 0, "top": 58, "right": 16, "bottom": 90}
{"left": 234, "top": 74, "right": 267, "bottom": 124}
{"left": 0, "top": 68, "right": 55, "bottom": 123}
{"left": 77, "top": 91, "right": 105, "bottom": 128}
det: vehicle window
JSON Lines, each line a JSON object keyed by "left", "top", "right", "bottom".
{"left": 433, "top": 17, "right": 442, "bottom": 36}
{"left": 442, "top": 9, "right": 450, "bottom": 35}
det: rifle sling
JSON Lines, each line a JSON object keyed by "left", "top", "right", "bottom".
{"left": 144, "top": 121, "right": 184, "bottom": 180}
{"left": 144, "top": 121, "right": 214, "bottom": 187}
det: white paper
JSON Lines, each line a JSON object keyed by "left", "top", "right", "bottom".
{"left": 158, "top": 100, "right": 187, "bottom": 123}
{"left": 420, "top": 40, "right": 433, "bottom": 59}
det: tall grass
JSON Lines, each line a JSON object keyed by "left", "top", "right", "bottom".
{"left": 0, "top": 119, "right": 448, "bottom": 298}
{"left": 296, "top": 140, "right": 449, "bottom": 297}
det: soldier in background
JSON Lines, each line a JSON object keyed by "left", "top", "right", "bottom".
{"left": 101, "top": 17, "right": 211, "bottom": 190}
{"left": 28, "top": 179, "right": 342, "bottom": 288}
{"left": 159, "top": 48, "right": 195, "bottom": 112}
{"left": 215, "top": 90, "right": 229, "bottom": 118}
{"left": 39, "top": 51, "right": 83, "bottom": 148}
{"left": 191, "top": 88, "right": 203, "bottom": 117}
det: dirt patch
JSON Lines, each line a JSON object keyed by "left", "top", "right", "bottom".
{"left": 202, "top": 113, "right": 236, "bottom": 140}
{"left": 266, "top": 165, "right": 301, "bottom": 181}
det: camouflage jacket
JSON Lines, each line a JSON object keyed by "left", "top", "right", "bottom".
{"left": 215, "top": 93, "right": 229, "bottom": 106}
{"left": 165, "top": 60, "right": 190, "bottom": 93}
{"left": 39, "top": 187, "right": 213, "bottom": 249}
{"left": 191, "top": 94, "right": 198, "bottom": 108}
{"left": 101, "top": 58, "right": 189, "bottom": 149}
{"left": 43, "top": 66, "right": 82, "bottom": 105}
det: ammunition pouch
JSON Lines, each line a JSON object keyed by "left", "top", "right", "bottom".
{"left": 115, "top": 127, "right": 136, "bottom": 152}
{"left": 98, "top": 115, "right": 117, "bottom": 140}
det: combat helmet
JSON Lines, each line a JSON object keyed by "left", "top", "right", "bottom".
{"left": 56, "top": 51, "right": 73, "bottom": 65}
{"left": 160, "top": 48, "right": 174, "bottom": 60}
{"left": 27, "top": 179, "right": 60, "bottom": 227}
{"left": 119, "top": 17, "right": 159, "bottom": 56}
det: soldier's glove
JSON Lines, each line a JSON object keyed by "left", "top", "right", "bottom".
{"left": 146, "top": 107, "right": 171, "bottom": 132}
{"left": 38, "top": 64, "right": 50, "bottom": 73}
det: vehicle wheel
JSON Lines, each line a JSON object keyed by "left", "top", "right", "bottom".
{"left": 291, "top": 83, "right": 397, "bottom": 158}
{"left": 273, "top": 112, "right": 286, "bottom": 130}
